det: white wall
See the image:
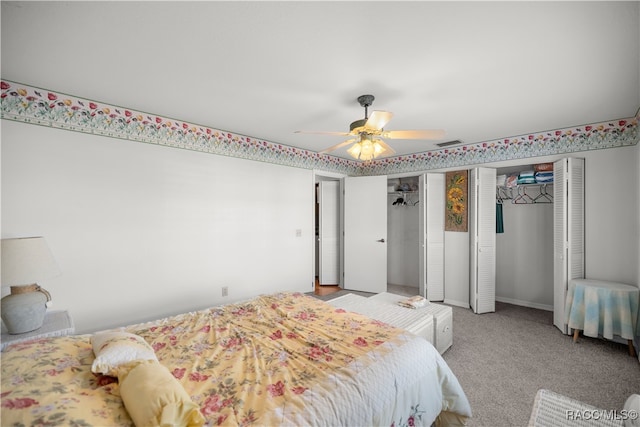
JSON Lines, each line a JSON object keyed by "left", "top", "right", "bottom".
{"left": 496, "top": 202, "right": 554, "bottom": 309}
{"left": 387, "top": 198, "right": 419, "bottom": 287}
{"left": 583, "top": 146, "right": 639, "bottom": 285}
{"left": 444, "top": 231, "right": 470, "bottom": 307}
{"left": 2, "top": 121, "right": 314, "bottom": 333}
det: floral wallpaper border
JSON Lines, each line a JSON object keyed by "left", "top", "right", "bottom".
{"left": 1, "top": 80, "right": 638, "bottom": 176}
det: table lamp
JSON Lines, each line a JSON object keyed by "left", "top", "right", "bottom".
{"left": 1, "top": 237, "right": 61, "bottom": 334}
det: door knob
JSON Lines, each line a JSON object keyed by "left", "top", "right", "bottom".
{"left": 377, "top": 238, "right": 386, "bottom": 243}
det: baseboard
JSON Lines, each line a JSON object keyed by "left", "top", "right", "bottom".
{"left": 496, "top": 296, "right": 553, "bottom": 311}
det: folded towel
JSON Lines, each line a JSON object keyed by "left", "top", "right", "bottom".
{"left": 496, "top": 174, "right": 507, "bottom": 187}
{"left": 534, "top": 163, "right": 553, "bottom": 172}
{"left": 517, "top": 176, "right": 536, "bottom": 184}
{"left": 535, "top": 177, "right": 554, "bottom": 183}
{"left": 397, "top": 295, "right": 430, "bottom": 309}
{"left": 535, "top": 171, "right": 554, "bottom": 183}
{"left": 505, "top": 174, "right": 518, "bottom": 188}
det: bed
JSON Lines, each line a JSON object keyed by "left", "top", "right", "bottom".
{"left": 1, "top": 292, "right": 471, "bottom": 426}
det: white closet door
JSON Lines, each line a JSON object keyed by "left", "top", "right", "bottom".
{"left": 419, "top": 173, "right": 445, "bottom": 301}
{"left": 469, "top": 170, "right": 478, "bottom": 312}
{"left": 343, "top": 175, "right": 388, "bottom": 293}
{"left": 553, "top": 160, "right": 567, "bottom": 332}
{"left": 567, "top": 158, "right": 585, "bottom": 282}
{"left": 470, "top": 167, "right": 496, "bottom": 314}
{"left": 553, "top": 158, "right": 585, "bottom": 333}
{"left": 319, "top": 181, "right": 340, "bottom": 285}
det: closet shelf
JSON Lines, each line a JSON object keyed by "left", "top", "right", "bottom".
{"left": 388, "top": 191, "right": 418, "bottom": 195}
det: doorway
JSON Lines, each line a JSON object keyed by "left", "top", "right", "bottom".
{"left": 314, "top": 173, "right": 342, "bottom": 288}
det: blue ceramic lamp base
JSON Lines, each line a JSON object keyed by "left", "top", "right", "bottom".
{"left": 1, "top": 284, "right": 50, "bottom": 334}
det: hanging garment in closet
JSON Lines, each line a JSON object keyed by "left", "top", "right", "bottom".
{"left": 496, "top": 203, "right": 504, "bottom": 234}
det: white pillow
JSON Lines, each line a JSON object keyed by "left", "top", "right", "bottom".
{"left": 91, "top": 331, "right": 158, "bottom": 376}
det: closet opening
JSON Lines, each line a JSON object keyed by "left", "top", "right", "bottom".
{"left": 495, "top": 164, "right": 554, "bottom": 312}
{"left": 387, "top": 176, "right": 421, "bottom": 296}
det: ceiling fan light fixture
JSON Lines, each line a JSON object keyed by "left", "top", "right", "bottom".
{"left": 346, "top": 135, "right": 387, "bottom": 161}
{"left": 298, "top": 93, "right": 445, "bottom": 158}
{"left": 347, "top": 141, "right": 362, "bottom": 158}
{"left": 360, "top": 138, "right": 374, "bottom": 159}
{"left": 373, "top": 140, "right": 385, "bottom": 156}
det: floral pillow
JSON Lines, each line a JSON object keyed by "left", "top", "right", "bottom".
{"left": 91, "top": 330, "right": 158, "bottom": 376}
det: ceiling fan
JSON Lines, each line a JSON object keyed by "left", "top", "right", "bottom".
{"left": 295, "top": 94, "right": 445, "bottom": 161}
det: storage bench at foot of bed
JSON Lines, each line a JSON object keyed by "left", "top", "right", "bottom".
{"left": 328, "top": 293, "right": 434, "bottom": 344}
{"left": 328, "top": 292, "right": 453, "bottom": 354}
{"left": 369, "top": 292, "right": 453, "bottom": 355}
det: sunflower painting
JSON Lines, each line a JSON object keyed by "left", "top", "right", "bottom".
{"left": 445, "top": 170, "right": 468, "bottom": 232}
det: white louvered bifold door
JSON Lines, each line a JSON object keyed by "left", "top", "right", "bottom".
{"left": 553, "top": 159, "right": 567, "bottom": 332}
{"left": 421, "top": 173, "right": 445, "bottom": 301}
{"left": 469, "top": 170, "right": 478, "bottom": 312}
{"left": 553, "top": 158, "right": 585, "bottom": 333}
{"left": 470, "top": 167, "right": 496, "bottom": 314}
{"left": 567, "top": 158, "right": 585, "bottom": 283}
{"left": 419, "top": 174, "right": 426, "bottom": 298}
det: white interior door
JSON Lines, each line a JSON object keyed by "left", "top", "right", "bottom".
{"left": 419, "top": 175, "right": 426, "bottom": 298}
{"left": 553, "top": 157, "right": 585, "bottom": 333}
{"left": 319, "top": 181, "right": 340, "bottom": 285}
{"left": 553, "top": 159, "right": 567, "bottom": 332}
{"left": 469, "top": 170, "right": 478, "bottom": 312}
{"left": 567, "top": 158, "right": 585, "bottom": 286}
{"left": 344, "top": 175, "right": 387, "bottom": 293}
{"left": 419, "top": 173, "right": 445, "bottom": 300}
{"left": 469, "top": 167, "right": 496, "bottom": 314}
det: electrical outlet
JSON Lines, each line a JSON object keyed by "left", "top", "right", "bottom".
{"left": 222, "top": 286, "right": 228, "bottom": 297}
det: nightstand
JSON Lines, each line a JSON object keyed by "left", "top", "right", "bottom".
{"left": 1, "top": 310, "right": 75, "bottom": 352}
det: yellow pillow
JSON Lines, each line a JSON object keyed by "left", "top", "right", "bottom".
{"left": 118, "top": 360, "right": 205, "bottom": 427}
{"left": 91, "top": 331, "right": 158, "bottom": 376}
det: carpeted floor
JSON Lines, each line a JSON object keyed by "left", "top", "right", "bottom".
{"left": 443, "top": 302, "right": 639, "bottom": 426}
{"left": 310, "top": 291, "right": 640, "bottom": 427}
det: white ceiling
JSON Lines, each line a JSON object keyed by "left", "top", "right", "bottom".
{"left": 2, "top": 1, "right": 639, "bottom": 160}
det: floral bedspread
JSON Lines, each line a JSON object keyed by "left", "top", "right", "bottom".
{"left": 1, "top": 292, "right": 471, "bottom": 426}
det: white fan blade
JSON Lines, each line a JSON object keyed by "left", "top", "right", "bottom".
{"left": 294, "top": 130, "right": 351, "bottom": 136}
{"left": 382, "top": 129, "right": 446, "bottom": 140}
{"left": 319, "top": 138, "right": 358, "bottom": 154}
{"left": 374, "top": 139, "right": 396, "bottom": 156}
{"left": 365, "top": 111, "right": 393, "bottom": 130}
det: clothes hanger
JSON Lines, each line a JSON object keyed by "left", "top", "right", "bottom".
{"left": 513, "top": 185, "right": 535, "bottom": 204}
{"left": 533, "top": 184, "right": 553, "bottom": 203}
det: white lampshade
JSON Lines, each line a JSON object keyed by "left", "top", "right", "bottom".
{"left": 1, "top": 237, "right": 61, "bottom": 334}
{"left": 2, "top": 237, "right": 61, "bottom": 287}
